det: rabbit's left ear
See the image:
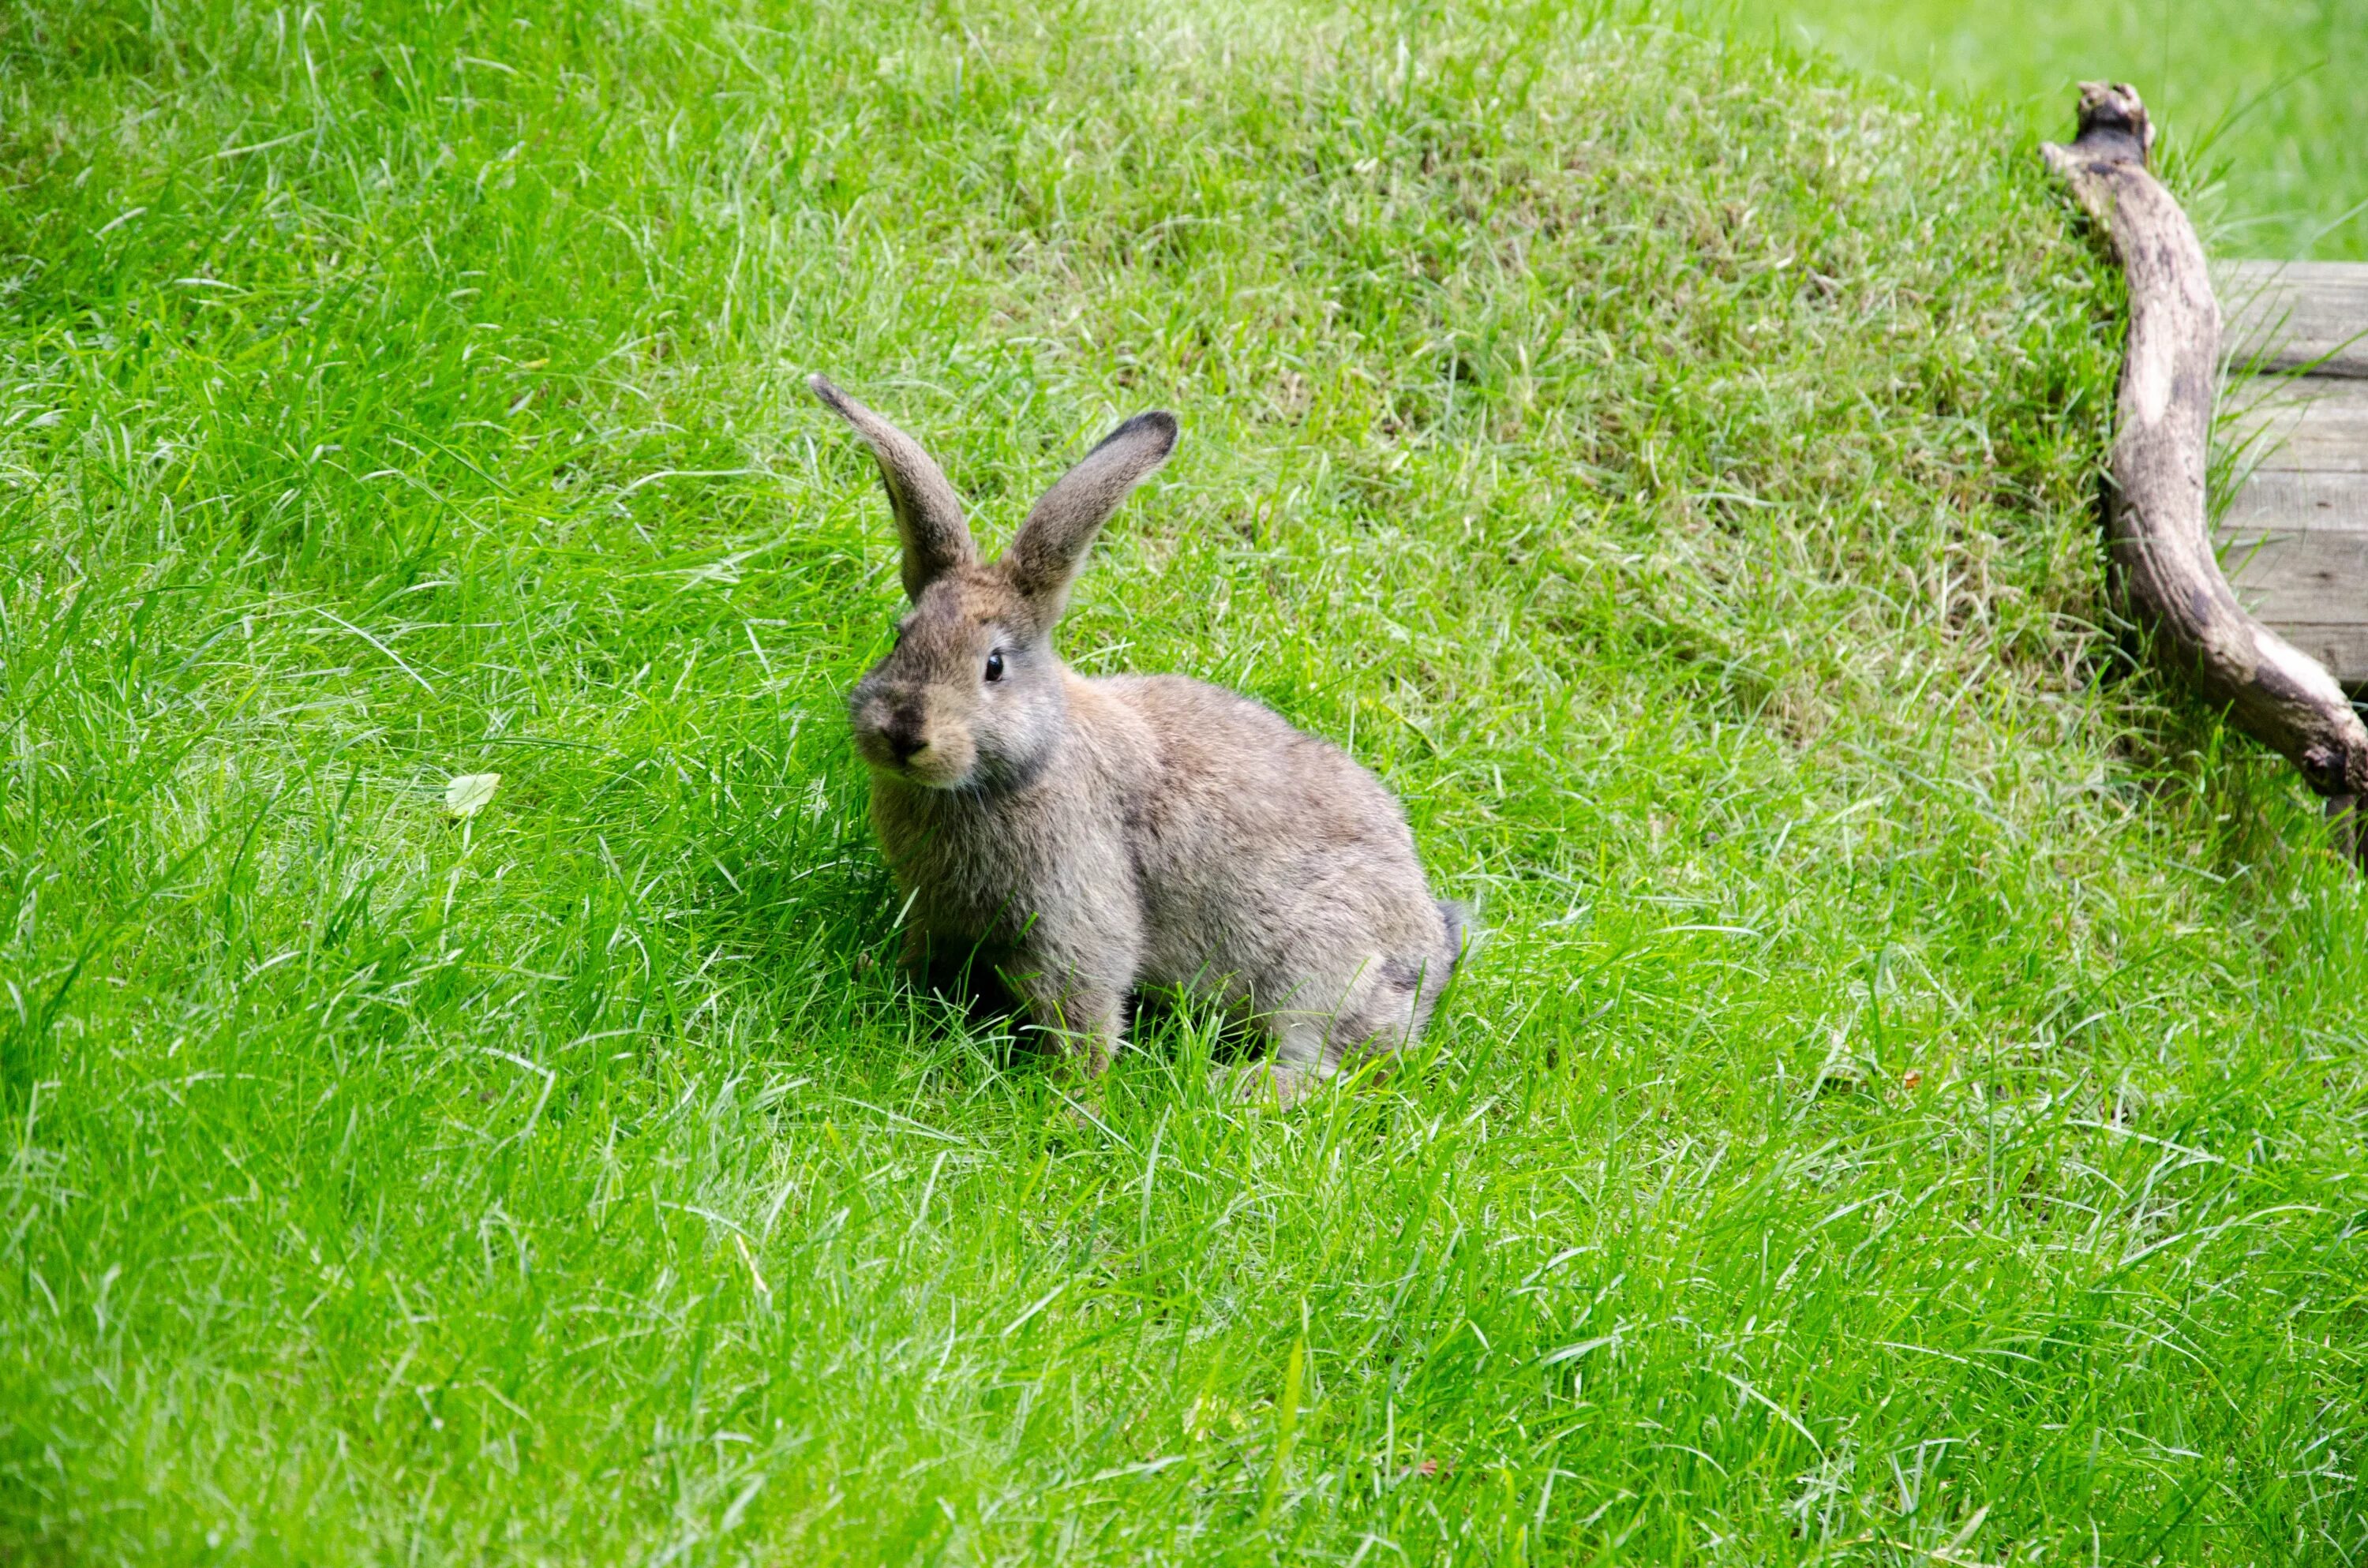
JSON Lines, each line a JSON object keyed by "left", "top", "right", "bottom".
{"left": 1003, "top": 411, "right": 1177, "bottom": 623}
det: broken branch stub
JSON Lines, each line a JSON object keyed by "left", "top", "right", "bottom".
{"left": 2044, "top": 81, "right": 2368, "bottom": 850}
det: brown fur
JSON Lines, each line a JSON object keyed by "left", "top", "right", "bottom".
{"left": 815, "top": 376, "right": 1463, "bottom": 1100}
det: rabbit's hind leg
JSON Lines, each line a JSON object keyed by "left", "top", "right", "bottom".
{"left": 1227, "top": 954, "right": 1388, "bottom": 1107}
{"left": 1339, "top": 950, "right": 1447, "bottom": 1060}
{"left": 1233, "top": 949, "right": 1447, "bottom": 1108}
{"left": 1228, "top": 1012, "right": 1336, "bottom": 1109}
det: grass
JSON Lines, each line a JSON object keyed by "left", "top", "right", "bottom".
{"left": 5, "top": 0, "right": 2368, "bottom": 1562}
{"left": 1723, "top": 0, "right": 2368, "bottom": 260}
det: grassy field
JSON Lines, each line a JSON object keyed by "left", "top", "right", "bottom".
{"left": 1725, "top": 0, "right": 2368, "bottom": 260}
{"left": 6, "top": 0, "right": 2368, "bottom": 1562}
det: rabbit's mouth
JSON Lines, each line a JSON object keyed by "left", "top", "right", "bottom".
{"left": 891, "top": 753, "right": 971, "bottom": 789}
{"left": 856, "top": 728, "right": 976, "bottom": 789}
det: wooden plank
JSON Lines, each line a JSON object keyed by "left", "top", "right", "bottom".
{"left": 2219, "top": 376, "right": 2368, "bottom": 683}
{"left": 2218, "top": 525, "right": 2368, "bottom": 683}
{"left": 2221, "top": 515, "right": 2368, "bottom": 603}
{"left": 2217, "top": 259, "right": 2368, "bottom": 378}
{"left": 2224, "top": 468, "right": 2368, "bottom": 533}
{"left": 2225, "top": 376, "right": 2368, "bottom": 476}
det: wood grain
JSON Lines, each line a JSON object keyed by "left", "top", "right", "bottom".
{"left": 2220, "top": 378, "right": 2368, "bottom": 682}
{"left": 2219, "top": 260, "right": 2368, "bottom": 379}
{"left": 2224, "top": 375, "right": 2368, "bottom": 473}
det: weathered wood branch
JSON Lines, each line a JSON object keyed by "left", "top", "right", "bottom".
{"left": 2043, "top": 81, "right": 2368, "bottom": 849}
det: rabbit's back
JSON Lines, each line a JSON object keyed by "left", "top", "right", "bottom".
{"left": 1088, "top": 675, "right": 1448, "bottom": 994}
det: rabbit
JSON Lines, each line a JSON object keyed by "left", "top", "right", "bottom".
{"left": 811, "top": 375, "right": 1466, "bottom": 1102}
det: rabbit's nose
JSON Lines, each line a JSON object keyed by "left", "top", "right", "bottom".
{"left": 882, "top": 713, "right": 927, "bottom": 760}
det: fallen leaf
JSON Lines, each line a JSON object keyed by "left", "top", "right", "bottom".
{"left": 445, "top": 773, "right": 501, "bottom": 818}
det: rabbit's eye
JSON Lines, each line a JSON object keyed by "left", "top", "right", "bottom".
{"left": 984, "top": 649, "right": 1006, "bottom": 683}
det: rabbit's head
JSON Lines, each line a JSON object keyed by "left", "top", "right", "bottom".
{"left": 812, "top": 376, "right": 1176, "bottom": 791}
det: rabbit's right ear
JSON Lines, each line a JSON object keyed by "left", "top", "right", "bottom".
{"left": 810, "top": 376, "right": 978, "bottom": 599}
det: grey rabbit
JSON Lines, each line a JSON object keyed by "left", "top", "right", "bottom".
{"left": 811, "top": 376, "right": 1465, "bottom": 1102}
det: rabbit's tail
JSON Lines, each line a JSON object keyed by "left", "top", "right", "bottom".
{"left": 1438, "top": 900, "right": 1478, "bottom": 975}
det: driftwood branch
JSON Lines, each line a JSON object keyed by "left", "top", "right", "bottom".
{"left": 2044, "top": 82, "right": 2368, "bottom": 851}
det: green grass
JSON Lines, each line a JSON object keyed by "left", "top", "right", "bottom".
{"left": 1724, "top": 0, "right": 2368, "bottom": 260}
{"left": 5, "top": 0, "right": 2368, "bottom": 1562}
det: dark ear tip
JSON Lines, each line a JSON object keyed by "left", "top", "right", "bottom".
{"left": 807, "top": 373, "right": 849, "bottom": 414}
{"left": 1101, "top": 409, "right": 1178, "bottom": 457}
